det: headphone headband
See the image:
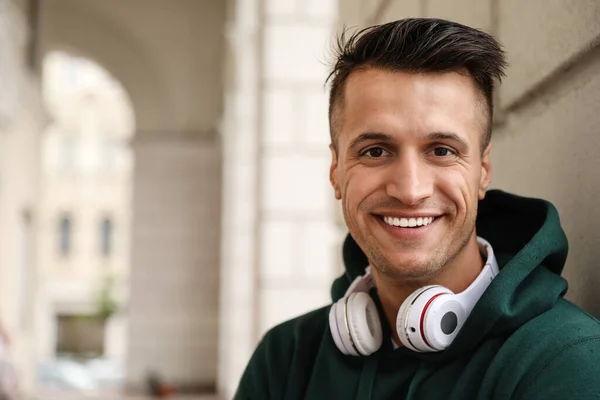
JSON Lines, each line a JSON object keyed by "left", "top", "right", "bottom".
{"left": 454, "top": 237, "right": 499, "bottom": 315}
{"left": 343, "top": 266, "right": 374, "bottom": 297}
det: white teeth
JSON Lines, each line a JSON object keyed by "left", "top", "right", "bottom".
{"left": 383, "top": 216, "right": 436, "bottom": 228}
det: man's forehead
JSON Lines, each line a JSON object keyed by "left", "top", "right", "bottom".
{"left": 338, "top": 68, "right": 487, "bottom": 143}
{"left": 343, "top": 68, "right": 478, "bottom": 99}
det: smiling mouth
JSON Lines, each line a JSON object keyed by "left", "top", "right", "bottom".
{"left": 379, "top": 215, "right": 437, "bottom": 228}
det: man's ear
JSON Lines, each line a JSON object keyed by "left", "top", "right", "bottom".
{"left": 329, "top": 144, "right": 341, "bottom": 200}
{"left": 479, "top": 142, "right": 493, "bottom": 199}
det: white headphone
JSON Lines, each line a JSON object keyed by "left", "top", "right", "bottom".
{"left": 328, "top": 236, "right": 499, "bottom": 355}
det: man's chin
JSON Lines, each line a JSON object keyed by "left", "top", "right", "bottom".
{"left": 370, "top": 252, "right": 440, "bottom": 281}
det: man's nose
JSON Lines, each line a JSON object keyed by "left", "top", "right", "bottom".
{"left": 385, "top": 153, "right": 434, "bottom": 206}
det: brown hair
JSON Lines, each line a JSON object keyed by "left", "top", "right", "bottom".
{"left": 327, "top": 18, "right": 507, "bottom": 152}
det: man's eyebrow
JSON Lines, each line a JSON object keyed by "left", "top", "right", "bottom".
{"left": 427, "top": 131, "right": 470, "bottom": 150}
{"left": 348, "top": 132, "right": 395, "bottom": 150}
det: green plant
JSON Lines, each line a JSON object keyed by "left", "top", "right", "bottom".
{"left": 96, "top": 274, "right": 120, "bottom": 320}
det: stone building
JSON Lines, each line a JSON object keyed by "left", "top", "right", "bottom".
{"left": 0, "top": 0, "right": 598, "bottom": 398}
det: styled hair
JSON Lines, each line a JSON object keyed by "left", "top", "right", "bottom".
{"left": 327, "top": 18, "right": 507, "bottom": 152}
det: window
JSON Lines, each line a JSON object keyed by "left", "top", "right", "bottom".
{"left": 58, "top": 215, "right": 72, "bottom": 256}
{"left": 59, "top": 134, "right": 77, "bottom": 171}
{"left": 100, "top": 218, "right": 113, "bottom": 257}
{"left": 100, "top": 140, "right": 117, "bottom": 171}
{"left": 62, "top": 57, "right": 80, "bottom": 86}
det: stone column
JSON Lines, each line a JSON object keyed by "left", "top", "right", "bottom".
{"left": 257, "top": 0, "right": 340, "bottom": 336}
{"left": 218, "top": 0, "right": 340, "bottom": 397}
{"left": 0, "top": 0, "right": 47, "bottom": 395}
{"left": 217, "top": 0, "right": 261, "bottom": 396}
{"left": 126, "top": 131, "right": 221, "bottom": 390}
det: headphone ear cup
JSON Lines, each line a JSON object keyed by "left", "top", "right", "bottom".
{"left": 421, "top": 294, "right": 466, "bottom": 351}
{"left": 397, "top": 286, "right": 434, "bottom": 352}
{"left": 346, "top": 292, "right": 383, "bottom": 356}
{"left": 328, "top": 299, "right": 355, "bottom": 355}
{"left": 396, "top": 286, "right": 453, "bottom": 352}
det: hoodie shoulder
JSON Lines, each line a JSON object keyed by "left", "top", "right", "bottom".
{"left": 524, "top": 298, "right": 600, "bottom": 347}
{"left": 235, "top": 305, "right": 331, "bottom": 399}
{"left": 510, "top": 299, "right": 600, "bottom": 399}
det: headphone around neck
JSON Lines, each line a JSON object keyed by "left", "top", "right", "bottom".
{"left": 328, "top": 236, "right": 499, "bottom": 355}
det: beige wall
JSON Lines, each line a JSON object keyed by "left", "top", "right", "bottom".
{"left": 338, "top": 0, "right": 600, "bottom": 315}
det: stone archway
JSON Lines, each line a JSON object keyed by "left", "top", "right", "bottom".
{"left": 38, "top": 0, "right": 225, "bottom": 393}
{"left": 38, "top": 0, "right": 172, "bottom": 132}
{"left": 36, "top": 49, "right": 135, "bottom": 391}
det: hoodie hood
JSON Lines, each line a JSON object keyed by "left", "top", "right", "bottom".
{"left": 330, "top": 189, "right": 569, "bottom": 360}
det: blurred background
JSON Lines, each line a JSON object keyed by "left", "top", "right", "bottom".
{"left": 0, "top": 0, "right": 598, "bottom": 399}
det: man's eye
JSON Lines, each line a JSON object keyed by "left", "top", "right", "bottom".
{"left": 432, "top": 147, "right": 455, "bottom": 157}
{"left": 362, "top": 147, "right": 390, "bottom": 158}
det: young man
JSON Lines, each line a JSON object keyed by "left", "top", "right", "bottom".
{"left": 236, "top": 18, "right": 600, "bottom": 399}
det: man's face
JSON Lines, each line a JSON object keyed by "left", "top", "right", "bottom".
{"left": 330, "top": 69, "right": 492, "bottom": 279}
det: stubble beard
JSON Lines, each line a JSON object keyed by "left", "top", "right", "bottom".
{"left": 347, "top": 208, "right": 477, "bottom": 283}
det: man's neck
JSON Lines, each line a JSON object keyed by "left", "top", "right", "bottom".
{"left": 371, "top": 234, "right": 485, "bottom": 348}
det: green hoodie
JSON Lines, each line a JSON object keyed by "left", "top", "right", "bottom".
{"left": 236, "top": 190, "right": 600, "bottom": 399}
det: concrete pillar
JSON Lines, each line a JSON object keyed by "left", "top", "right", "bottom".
{"left": 0, "top": 0, "right": 26, "bottom": 130}
{"left": 0, "top": 0, "right": 47, "bottom": 395}
{"left": 217, "top": 0, "right": 261, "bottom": 396}
{"left": 0, "top": 79, "right": 46, "bottom": 395}
{"left": 126, "top": 131, "right": 221, "bottom": 390}
{"left": 218, "top": 0, "right": 340, "bottom": 397}
{"left": 258, "top": 0, "right": 340, "bottom": 335}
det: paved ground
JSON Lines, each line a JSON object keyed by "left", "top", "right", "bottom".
{"left": 30, "top": 389, "right": 220, "bottom": 400}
